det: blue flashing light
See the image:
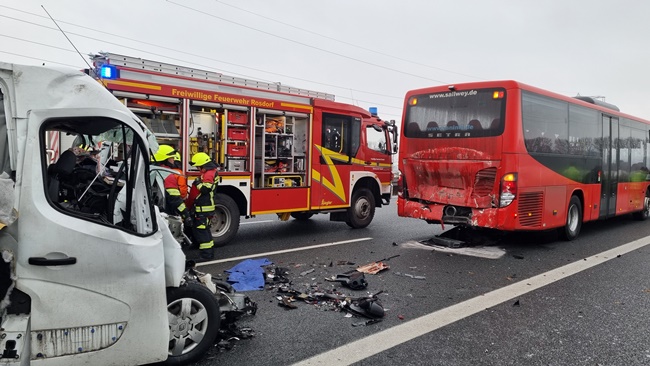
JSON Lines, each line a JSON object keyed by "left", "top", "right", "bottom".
{"left": 100, "top": 65, "right": 118, "bottom": 79}
{"left": 369, "top": 107, "right": 378, "bottom": 116}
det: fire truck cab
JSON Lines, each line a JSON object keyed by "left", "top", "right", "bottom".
{"left": 90, "top": 53, "right": 397, "bottom": 246}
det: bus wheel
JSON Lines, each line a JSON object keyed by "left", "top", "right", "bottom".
{"left": 291, "top": 212, "right": 313, "bottom": 221}
{"left": 210, "top": 193, "right": 240, "bottom": 247}
{"left": 560, "top": 196, "right": 582, "bottom": 241}
{"left": 633, "top": 191, "right": 650, "bottom": 220}
{"left": 346, "top": 188, "right": 375, "bottom": 228}
{"left": 164, "top": 282, "right": 220, "bottom": 365}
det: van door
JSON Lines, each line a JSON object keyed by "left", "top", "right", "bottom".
{"left": 15, "top": 109, "right": 168, "bottom": 364}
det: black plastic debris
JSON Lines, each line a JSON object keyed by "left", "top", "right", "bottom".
{"left": 346, "top": 295, "right": 385, "bottom": 319}
{"left": 352, "top": 318, "right": 382, "bottom": 327}
{"left": 421, "top": 226, "right": 504, "bottom": 248}
{"left": 267, "top": 267, "right": 290, "bottom": 283}
{"left": 265, "top": 265, "right": 386, "bottom": 324}
{"left": 327, "top": 271, "right": 368, "bottom": 290}
{"left": 278, "top": 296, "right": 298, "bottom": 309}
{"left": 216, "top": 324, "right": 255, "bottom": 351}
{"left": 512, "top": 299, "right": 520, "bottom": 307}
{"left": 182, "top": 265, "right": 258, "bottom": 354}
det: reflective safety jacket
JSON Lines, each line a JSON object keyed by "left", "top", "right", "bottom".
{"left": 164, "top": 168, "right": 189, "bottom": 218}
{"left": 193, "top": 162, "right": 218, "bottom": 214}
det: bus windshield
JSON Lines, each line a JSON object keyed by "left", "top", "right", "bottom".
{"left": 404, "top": 88, "right": 506, "bottom": 138}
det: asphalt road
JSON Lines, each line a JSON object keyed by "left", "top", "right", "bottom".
{"left": 188, "top": 204, "right": 650, "bottom": 366}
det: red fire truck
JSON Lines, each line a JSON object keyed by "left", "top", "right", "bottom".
{"left": 87, "top": 52, "right": 397, "bottom": 246}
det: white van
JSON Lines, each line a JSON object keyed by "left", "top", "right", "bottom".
{"left": 0, "top": 62, "right": 226, "bottom": 365}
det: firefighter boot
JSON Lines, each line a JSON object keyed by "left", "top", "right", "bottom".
{"left": 199, "top": 248, "right": 214, "bottom": 260}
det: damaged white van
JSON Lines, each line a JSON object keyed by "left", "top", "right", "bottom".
{"left": 0, "top": 61, "right": 224, "bottom": 365}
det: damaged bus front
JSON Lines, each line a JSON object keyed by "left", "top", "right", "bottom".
{"left": 0, "top": 61, "right": 222, "bottom": 365}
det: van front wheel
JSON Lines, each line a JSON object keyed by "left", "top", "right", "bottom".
{"left": 164, "top": 282, "right": 220, "bottom": 365}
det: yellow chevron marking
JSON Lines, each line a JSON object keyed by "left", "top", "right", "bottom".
{"left": 312, "top": 145, "right": 346, "bottom": 202}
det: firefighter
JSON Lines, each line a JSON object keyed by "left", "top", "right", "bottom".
{"left": 173, "top": 151, "right": 183, "bottom": 170}
{"left": 189, "top": 152, "right": 218, "bottom": 260}
{"left": 152, "top": 145, "right": 191, "bottom": 228}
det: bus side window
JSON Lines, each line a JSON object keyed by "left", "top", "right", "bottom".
{"left": 489, "top": 118, "right": 501, "bottom": 130}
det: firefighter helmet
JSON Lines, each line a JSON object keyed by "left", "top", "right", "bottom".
{"left": 190, "top": 152, "right": 211, "bottom": 167}
{"left": 153, "top": 145, "right": 177, "bottom": 162}
{"left": 174, "top": 152, "right": 181, "bottom": 161}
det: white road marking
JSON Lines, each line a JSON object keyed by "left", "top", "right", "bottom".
{"left": 240, "top": 220, "right": 275, "bottom": 225}
{"left": 401, "top": 240, "right": 506, "bottom": 259}
{"left": 293, "top": 235, "right": 650, "bottom": 366}
{"left": 196, "top": 237, "right": 373, "bottom": 266}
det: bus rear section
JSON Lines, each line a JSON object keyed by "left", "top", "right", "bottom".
{"left": 398, "top": 81, "right": 650, "bottom": 240}
{"left": 397, "top": 86, "right": 513, "bottom": 230}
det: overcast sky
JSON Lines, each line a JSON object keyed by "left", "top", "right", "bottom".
{"left": 2, "top": 0, "right": 650, "bottom": 122}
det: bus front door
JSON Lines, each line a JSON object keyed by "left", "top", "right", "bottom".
{"left": 600, "top": 115, "right": 619, "bottom": 218}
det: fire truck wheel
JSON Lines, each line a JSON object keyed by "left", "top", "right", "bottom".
{"left": 560, "top": 195, "right": 582, "bottom": 241}
{"left": 164, "top": 282, "right": 220, "bottom": 365}
{"left": 346, "top": 188, "right": 375, "bottom": 228}
{"left": 291, "top": 212, "right": 313, "bottom": 221}
{"left": 210, "top": 193, "right": 240, "bottom": 247}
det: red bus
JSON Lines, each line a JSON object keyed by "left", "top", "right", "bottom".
{"left": 397, "top": 80, "right": 650, "bottom": 240}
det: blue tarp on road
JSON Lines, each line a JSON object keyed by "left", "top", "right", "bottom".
{"left": 226, "top": 258, "right": 272, "bottom": 291}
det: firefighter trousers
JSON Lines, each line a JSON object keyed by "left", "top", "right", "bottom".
{"left": 192, "top": 213, "right": 214, "bottom": 251}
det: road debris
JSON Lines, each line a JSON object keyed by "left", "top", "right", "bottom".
{"left": 394, "top": 272, "right": 426, "bottom": 280}
{"left": 300, "top": 268, "right": 315, "bottom": 276}
{"left": 265, "top": 265, "right": 386, "bottom": 323}
{"left": 352, "top": 319, "right": 382, "bottom": 327}
{"left": 357, "top": 261, "right": 390, "bottom": 274}
{"left": 185, "top": 264, "right": 258, "bottom": 353}
{"left": 326, "top": 271, "right": 368, "bottom": 290}
{"left": 278, "top": 296, "right": 298, "bottom": 309}
{"left": 267, "top": 267, "right": 290, "bottom": 283}
{"left": 401, "top": 240, "right": 506, "bottom": 260}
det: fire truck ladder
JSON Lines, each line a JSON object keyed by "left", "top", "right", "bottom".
{"left": 90, "top": 52, "right": 336, "bottom": 101}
